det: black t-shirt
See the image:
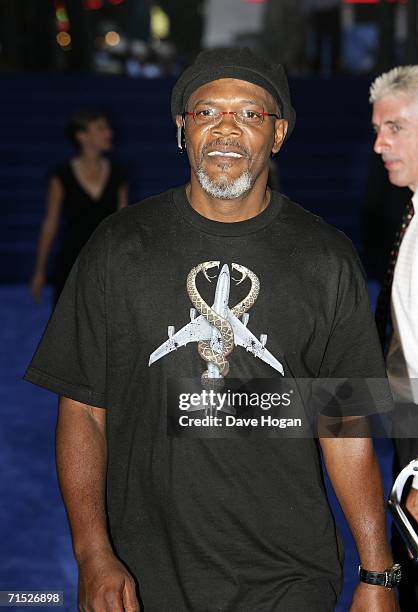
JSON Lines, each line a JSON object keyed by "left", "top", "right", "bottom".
{"left": 24, "top": 186, "right": 392, "bottom": 611}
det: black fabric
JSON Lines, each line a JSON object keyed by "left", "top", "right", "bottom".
{"left": 24, "top": 186, "right": 392, "bottom": 611}
{"left": 361, "top": 153, "right": 411, "bottom": 284}
{"left": 171, "top": 47, "right": 296, "bottom": 141}
{"left": 51, "top": 161, "right": 126, "bottom": 302}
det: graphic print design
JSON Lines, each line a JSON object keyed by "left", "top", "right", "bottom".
{"left": 148, "top": 261, "right": 284, "bottom": 378}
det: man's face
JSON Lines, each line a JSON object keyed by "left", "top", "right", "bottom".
{"left": 177, "top": 78, "right": 288, "bottom": 199}
{"left": 372, "top": 92, "right": 418, "bottom": 191}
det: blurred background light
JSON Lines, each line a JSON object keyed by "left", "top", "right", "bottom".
{"left": 56, "top": 8, "right": 68, "bottom": 22}
{"left": 84, "top": 0, "right": 103, "bottom": 10}
{"left": 55, "top": 1, "right": 70, "bottom": 31}
{"left": 56, "top": 31, "right": 71, "bottom": 47}
{"left": 343, "top": 0, "right": 406, "bottom": 3}
{"left": 105, "top": 30, "right": 120, "bottom": 46}
{"left": 150, "top": 5, "right": 170, "bottom": 40}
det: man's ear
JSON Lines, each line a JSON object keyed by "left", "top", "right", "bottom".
{"left": 272, "top": 119, "right": 288, "bottom": 155}
{"left": 175, "top": 115, "right": 186, "bottom": 151}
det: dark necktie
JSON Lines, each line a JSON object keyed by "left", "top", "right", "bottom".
{"left": 375, "top": 199, "right": 415, "bottom": 352}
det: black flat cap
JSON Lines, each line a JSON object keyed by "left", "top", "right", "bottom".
{"left": 171, "top": 47, "right": 296, "bottom": 141}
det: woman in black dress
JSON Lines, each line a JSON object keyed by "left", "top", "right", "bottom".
{"left": 30, "top": 110, "right": 128, "bottom": 304}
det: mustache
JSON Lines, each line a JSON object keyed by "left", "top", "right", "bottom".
{"left": 201, "top": 139, "right": 250, "bottom": 159}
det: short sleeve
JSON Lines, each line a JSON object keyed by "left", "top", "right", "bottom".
{"left": 24, "top": 223, "right": 109, "bottom": 408}
{"left": 317, "top": 246, "right": 394, "bottom": 416}
{"left": 48, "top": 163, "right": 69, "bottom": 188}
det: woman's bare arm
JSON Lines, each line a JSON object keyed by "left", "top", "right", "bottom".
{"left": 30, "top": 176, "right": 63, "bottom": 302}
{"left": 117, "top": 184, "right": 128, "bottom": 210}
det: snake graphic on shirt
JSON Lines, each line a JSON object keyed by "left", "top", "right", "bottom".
{"left": 186, "top": 261, "right": 259, "bottom": 378}
{"left": 148, "top": 260, "right": 285, "bottom": 380}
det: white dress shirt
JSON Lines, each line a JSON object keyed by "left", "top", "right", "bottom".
{"left": 387, "top": 190, "right": 418, "bottom": 405}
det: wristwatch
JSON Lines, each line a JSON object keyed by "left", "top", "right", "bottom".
{"left": 358, "top": 563, "right": 402, "bottom": 588}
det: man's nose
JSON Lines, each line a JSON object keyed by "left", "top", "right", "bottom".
{"left": 374, "top": 130, "right": 388, "bottom": 154}
{"left": 211, "top": 113, "right": 243, "bottom": 137}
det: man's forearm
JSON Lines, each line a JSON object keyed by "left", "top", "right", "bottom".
{"left": 320, "top": 435, "right": 393, "bottom": 570}
{"left": 56, "top": 396, "right": 113, "bottom": 563}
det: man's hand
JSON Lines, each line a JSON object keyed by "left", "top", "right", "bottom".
{"left": 405, "top": 488, "right": 418, "bottom": 523}
{"left": 350, "top": 582, "right": 399, "bottom": 611}
{"left": 78, "top": 550, "right": 140, "bottom": 612}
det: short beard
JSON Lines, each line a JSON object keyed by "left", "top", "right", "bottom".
{"left": 196, "top": 167, "right": 253, "bottom": 200}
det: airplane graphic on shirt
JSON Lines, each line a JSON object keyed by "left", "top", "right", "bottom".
{"left": 148, "top": 262, "right": 284, "bottom": 378}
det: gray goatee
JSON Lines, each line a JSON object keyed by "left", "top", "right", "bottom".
{"left": 196, "top": 167, "right": 253, "bottom": 200}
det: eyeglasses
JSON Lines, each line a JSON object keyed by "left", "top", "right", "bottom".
{"left": 183, "top": 107, "right": 281, "bottom": 127}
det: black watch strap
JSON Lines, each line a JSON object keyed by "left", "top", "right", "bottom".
{"left": 358, "top": 563, "right": 402, "bottom": 588}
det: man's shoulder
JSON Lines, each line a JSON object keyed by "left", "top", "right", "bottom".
{"left": 278, "top": 193, "right": 357, "bottom": 258}
{"left": 90, "top": 187, "right": 176, "bottom": 240}
{"left": 110, "top": 188, "right": 175, "bottom": 227}
{"left": 76, "top": 188, "right": 177, "bottom": 267}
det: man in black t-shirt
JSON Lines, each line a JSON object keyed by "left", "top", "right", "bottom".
{"left": 25, "top": 49, "right": 399, "bottom": 611}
